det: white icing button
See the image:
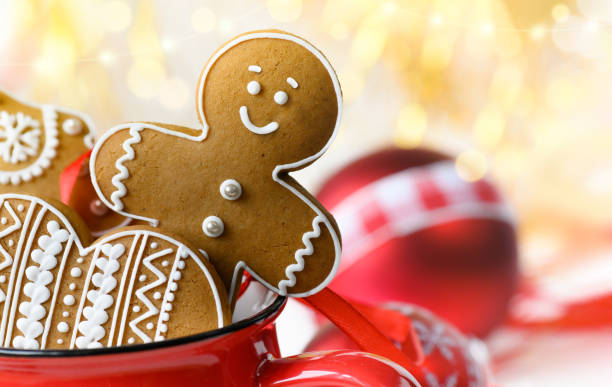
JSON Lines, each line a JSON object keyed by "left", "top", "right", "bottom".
{"left": 177, "top": 261, "right": 185, "bottom": 269}
{"left": 146, "top": 322, "right": 154, "bottom": 330}
{"left": 77, "top": 257, "right": 84, "bottom": 264}
{"left": 0, "top": 275, "right": 5, "bottom": 283}
{"left": 62, "top": 118, "right": 82, "bottom": 135}
{"left": 139, "top": 274, "right": 147, "bottom": 282}
{"left": 89, "top": 200, "right": 109, "bottom": 216}
{"left": 160, "top": 324, "right": 168, "bottom": 333}
{"left": 247, "top": 80, "right": 261, "bottom": 95}
{"left": 168, "top": 293, "right": 175, "bottom": 302}
{"left": 1, "top": 217, "right": 6, "bottom": 224}
{"left": 202, "top": 216, "right": 224, "bottom": 238}
{"left": 274, "top": 91, "right": 288, "bottom": 105}
{"left": 164, "top": 303, "right": 172, "bottom": 311}
{"left": 150, "top": 242, "right": 158, "bottom": 249}
{"left": 128, "top": 337, "right": 135, "bottom": 344}
{"left": 62, "top": 311, "right": 69, "bottom": 317}
{"left": 17, "top": 205, "right": 24, "bottom": 212}
{"left": 69, "top": 283, "right": 76, "bottom": 291}
{"left": 153, "top": 292, "right": 161, "bottom": 300}
{"left": 70, "top": 267, "right": 82, "bottom": 278}
{"left": 57, "top": 339, "right": 64, "bottom": 345}
{"left": 57, "top": 322, "right": 69, "bottom": 333}
{"left": 63, "top": 295, "right": 75, "bottom": 306}
{"left": 172, "top": 271, "right": 181, "bottom": 281}
{"left": 162, "top": 260, "right": 169, "bottom": 267}
{"left": 220, "top": 179, "right": 242, "bottom": 200}
{"left": 8, "top": 240, "right": 13, "bottom": 247}
{"left": 161, "top": 313, "right": 169, "bottom": 322}
{"left": 169, "top": 282, "right": 178, "bottom": 291}
{"left": 133, "top": 305, "right": 141, "bottom": 313}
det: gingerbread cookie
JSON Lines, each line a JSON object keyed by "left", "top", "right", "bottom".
{"left": 90, "top": 30, "right": 342, "bottom": 301}
{"left": 0, "top": 89, "right": 130, "bottom": 236}
{"left": 0, "top": 193, "right": 230, "bottom": 350}
{"left": 0, "top": 89, "right": 94, "bottom": 191}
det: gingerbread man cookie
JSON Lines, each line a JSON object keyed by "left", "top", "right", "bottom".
{"left": 0, "top": 193, "right": 230, "bottom": 350}
{"left": 90, "top": 30, "right": 342, "bottom": 301}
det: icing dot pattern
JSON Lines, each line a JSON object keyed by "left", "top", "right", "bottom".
{"left": 153, "top": 251, "right": 188, "bottom": 342}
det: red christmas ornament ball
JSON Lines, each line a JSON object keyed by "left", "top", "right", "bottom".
{"left": 318, "top": 147, "right": 518, "bottom": 336}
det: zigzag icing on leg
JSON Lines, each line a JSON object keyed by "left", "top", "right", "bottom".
{"left": 109, "top": 125, "right": 143, "bottom": 211}
{"left": 277, "top": 215, "right": 324, "bottom": 295}
{"left": 129, "top": 248, "right": 172, "bottom": 343}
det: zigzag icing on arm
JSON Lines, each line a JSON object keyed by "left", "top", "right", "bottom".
{"left": 277, "top": 215, "right": 324, "bottom": 295}
{"left": 109, "top": 126, "right": 143, "bottom": 211}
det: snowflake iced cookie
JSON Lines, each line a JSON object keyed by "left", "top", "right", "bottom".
{"left": 0, "top": 90, "right": 130, "bottom": 237}
{"left": 90, "top": 30, "right": 342, "bottom": 302}
{"left": 0, "top": 193, "right": 230, "bottom": 350}
{"left": 0, "top": 89, "right": 94, "bottom": 189}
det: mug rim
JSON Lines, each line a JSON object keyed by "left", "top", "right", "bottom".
{"left": 0, "top": 295, "right": 287, "bottom": 358}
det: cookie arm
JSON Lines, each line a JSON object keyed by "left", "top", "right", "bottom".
{"left": 274, "top": 174, "right": 342, "bottom": 297}
{"left": 89, "top": 122, "right": 207, "bottom": 226}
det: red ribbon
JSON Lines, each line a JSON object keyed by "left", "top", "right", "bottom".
{"left": 302, "top": 288, "right": 423, "bottom": 372}
{"left": 60, "top": 150, "right": 92, "bottom": 205}
{"left": 237, "top": 272, "right": 254, "bottom": 299}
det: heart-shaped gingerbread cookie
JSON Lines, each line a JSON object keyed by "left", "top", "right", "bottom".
{"left": 0, "top": 193, "right": 230, "bottom": 350}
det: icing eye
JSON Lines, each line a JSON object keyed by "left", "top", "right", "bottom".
{"left": 247, "top": 81, "right": 261, "bottom": 95}
{"left": 274, "top": 91, "right": 288, "bottom": 105}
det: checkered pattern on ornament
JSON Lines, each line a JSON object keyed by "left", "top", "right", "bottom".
{"left": 330, "top": 161, "right": 510, "bottom": 268}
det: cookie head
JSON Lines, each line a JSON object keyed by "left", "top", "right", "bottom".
{"left": 198, "top": 31, "right": 342, "bottom": 167}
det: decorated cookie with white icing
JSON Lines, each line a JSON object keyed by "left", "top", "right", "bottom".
{"left": 0, "top": 89, "right": 94, "bottom": 190}
{"left": 0, "top": 193, "right": 230, "bottom": 350}
{"left": 90, "top": 30, "right": 342, "bottom": 302}
{"left": 0, "top": 89, "right": 130, "bottom": 236}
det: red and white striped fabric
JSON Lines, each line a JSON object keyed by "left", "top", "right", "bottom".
{"left": 330, "top": 160, "right": 513, "bottom": 274}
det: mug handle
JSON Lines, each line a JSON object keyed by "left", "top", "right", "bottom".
{"left": 256, "top": 349, "right": 421, "bottom": 387}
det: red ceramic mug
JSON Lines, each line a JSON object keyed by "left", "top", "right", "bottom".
{"left": 0, "top": 294, "right": 420, "bottom": 386}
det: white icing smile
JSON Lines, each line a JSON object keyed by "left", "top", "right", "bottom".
{"left": 239, "top": 106, "right": 279, "bottom": 134}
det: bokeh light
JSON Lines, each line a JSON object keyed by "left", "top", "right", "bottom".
{"left": 191, "top": 6, "right": 216, "bottom": 33}
{"left": 455, "top": 149, "right": 487, "bottom": 182}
